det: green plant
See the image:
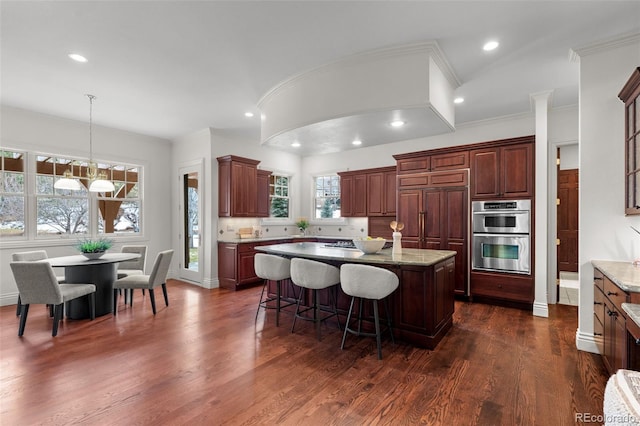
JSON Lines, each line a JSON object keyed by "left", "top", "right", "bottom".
{"left": 76, "top": 237, "right": 113, "bottom": 253}
{"left": 295, "top": 218, "right": 309, "bottom": 231}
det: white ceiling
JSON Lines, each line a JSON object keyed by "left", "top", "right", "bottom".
{"left": 1, "top": 1, "right": 639, "bottom": 156}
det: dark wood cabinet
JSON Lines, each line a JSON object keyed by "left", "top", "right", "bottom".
{"left": 339, "top": 166, "right": 396, "bottom": 217}
{"left": 396, "top": 151, "right": 469, "bottom": 175}
{"left": 366, "top": 167, "right": 397, "bottom": 217}
{"left": 218, "top": 240, "right": 290, "bottom": 290}
{"left": 594, "top": 267, "right": 629, "bottom": 374}
{"left": 470, "top": 270, "right": 534, "bottom": 304}
{"left": 470, "top": 141, "right": 533, "bottom": 199}
{"left": 217, "top": 155, "right": 270, "bottom": 217}
{"left": 396, "top": 185, "right": 468, "bottom": 295}
{"left": 618, "top": 67, "right": 640, "bottom": 215}
{"left": 339, "top": 172, "right": 367, "bottom": 217}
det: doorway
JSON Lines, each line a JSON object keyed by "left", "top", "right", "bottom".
{"left": 556, "top": 146, "right": 579, "bottom": 306}
{"left": 178, "top": 163, "right": 203, "bottom": 283}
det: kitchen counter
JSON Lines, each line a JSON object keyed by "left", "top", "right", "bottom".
{"left": 622, "top": 303, "right": 640, "bottom": 328}
{"left": 256, "top": 242, "right": 456, "bottom": 266}
{"left": 591, "top": 260, "right": 640, "bottom": 293}
{"left": 217, "top": 235, "right": 354, "bottom": 244}
{"left": 256, "top": 242, "right": 457, "bottom": 349}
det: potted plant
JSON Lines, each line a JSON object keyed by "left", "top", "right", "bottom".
{"left": 295, "top": 218, "right": 309, "bottom": 236}
{"left": 76, "top": 237, "right": 113, "bottom": 260}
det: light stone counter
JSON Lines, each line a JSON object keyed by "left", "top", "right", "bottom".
{"left": 256, "top": 242, "right": 456, "bottom": 266}
{"left": 217, "top": 235, "right": 354, "bottom": 244}
{"left": 622, "top": 303, "right": 640, "bottom": 329}
{"left": 591, "top": 260, "right": 640, "bottom": 293}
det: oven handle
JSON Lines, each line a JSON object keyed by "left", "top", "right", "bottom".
{"left": 473, "top": 233, "right": 530, "bottom": 238}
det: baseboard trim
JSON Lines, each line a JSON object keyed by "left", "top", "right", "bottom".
{"left": 576, "top": 329, "right": 600, "bottom": 354}
{"left": 533, "top": 301, "right": 549, "bottom": 317}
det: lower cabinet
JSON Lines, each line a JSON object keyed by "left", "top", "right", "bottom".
{"left": 218, "top": 240, "right": 292, "bottom": 290}
{"left": 470, "top": 270, "right": 534, "bottom": 305}
{"left": 594, "top": 268, "right": 629, "bottom": 374}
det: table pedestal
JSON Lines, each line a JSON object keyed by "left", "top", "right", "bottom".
{"left": 65, "top": 263, "right": 118, "bottom": 318}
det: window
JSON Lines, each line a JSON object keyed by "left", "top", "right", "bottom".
{"left": 314, "top": 175, "right": 341, "bottom": 219}
{"left": 0, "top": 150, "right": 143, "bottom": 241}
{"left": 269, "top": 174, "right": 290, "bottom": 218}
{"left": 0, "top": 150, "right": 25, "bottom": 238}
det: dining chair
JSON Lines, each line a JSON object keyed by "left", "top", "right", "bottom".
{"left": 10, "top": 261, "right": 96, "bottom": 337}
{"left": 117, "top": 245, "right": 147, "bottom": 303}
{"left": 12, "top": 250, "right": 65, "bottom": 317}
{"left": 112, "top": 250, "right": 173, "bottom": 315}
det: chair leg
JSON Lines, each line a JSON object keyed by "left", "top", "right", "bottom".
{"left": 18, "top": 304, "right": 29, "bottom": 336}
{"left": 52, "top": 303, "right": 63, "bottom": 337}
{"left": 341, "top": 297, "right": 356, "bottom": 350}
{"left": 149, "top": 289, "right": 157, "bottom": 314}
{"left": 291, "top": 286, "right": 305, "bottom": 334}
{"left": 128, "top": 289, "right": 134, "bottom": 307}
{"left": 275, "top": 280, "right": 281, "bottom": 327}
{"left": 161, "top": 283, "right": 169, "bottom": 307}
{"left": 330, "top": 286, "right": 342, "bottom": 331}
{"left": 313, "top": 290, "right": 321, "bottom": 341}
{"left": 89, "top": 293, "right": 96, "bottom": 320}
{"left": 383, "top": 297, "right": 394, "bottom": 344}
{"left": 255, "top": 279, "right": 268, "bottom": 323}
{"left": 16, "top": 295, "right": 22, "bottom": 316}
{"left": 373, "top": 300, "right": 382, "bottom": 360}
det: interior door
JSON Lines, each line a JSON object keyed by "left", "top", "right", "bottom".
{"left": 557, "top": 168, "right": 579, "bottom": 273}
{"left": 179, "top": 163, "right": 202, "bottom": 283}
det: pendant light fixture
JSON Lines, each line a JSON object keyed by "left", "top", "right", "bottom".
{"left": 85, "top": 94, "right": 115, "bottom": 193}
{"left": 53, "top": 163, "right": 82, "bottom": 191}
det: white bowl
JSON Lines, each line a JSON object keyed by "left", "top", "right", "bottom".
{"left": 352, "top": 238, "right": 386, "bottom": 254}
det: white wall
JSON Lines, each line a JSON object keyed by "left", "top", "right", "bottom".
{"left": 576, "top": 39, "right": 640, "bottom": 353}
{"left": 0, "top": 106, "right": 173, "bottom": 306}
{"left": 559, "top": 144, "right": 579, "bottom": 170}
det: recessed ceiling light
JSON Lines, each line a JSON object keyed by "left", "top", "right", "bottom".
{"left": 454, "top": 97, "right": 465, "bottom": 104}
{"left": 483, "top": 41, "right": 499, "bottom": 51}
{"left": 244, "top": 112, "right": 254, "bottom": 118}
{"left": 390, "top": 120, "right": 405, "bottom": 128}
{"left": 68, "top": 53, "right": 88, "bottom": 63}
{"left": 352, "top": 139, "right": 362, "bottom": 146}
{"left": 291, "top": 141, "right": 301, "bottom": 148}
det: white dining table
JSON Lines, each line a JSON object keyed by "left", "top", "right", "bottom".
{"left": 44, "top": 253, "right": 140, "bottom": 319}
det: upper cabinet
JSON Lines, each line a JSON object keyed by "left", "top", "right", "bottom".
{"left": 339, "top": 166, "right": 396, "bottom": 217}
{"left": 619, "top": 67, "right": 640, "bottom": 215}
{"left": 396, "top": 151, "right": 469, "bottom": 175}
{"left": 217, "top": 155, "right": 271, "bottom": 217}
{"left": 470, "top": 139, "right": 534, "bottom": 199}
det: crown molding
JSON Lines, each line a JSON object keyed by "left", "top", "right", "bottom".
{"left": 569, "top": 31, "right": 640, "bottom": 62}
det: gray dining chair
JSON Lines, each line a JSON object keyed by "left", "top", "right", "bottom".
{"left": 10, "top": 261, "right": 96, "bottom": 337}
{"left": 12, "top": 250, "right": 65, "bottom": 317}
{"left": 117, "top": 245, "right": 147, "bottom": 303}
{"left": 113, "top": 249, "right": 173, "bottom": 315}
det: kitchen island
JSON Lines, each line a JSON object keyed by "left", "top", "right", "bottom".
{"left": 257, "top": 242, "right": 456, "bottom": 349}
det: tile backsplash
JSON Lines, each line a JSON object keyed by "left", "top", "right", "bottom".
{"left": 217, "top": 217, "right": 369, "bottom": 240}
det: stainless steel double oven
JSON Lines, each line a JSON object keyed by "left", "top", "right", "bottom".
{"left": 472, "top": 199, "right": 531, "bottom": 275}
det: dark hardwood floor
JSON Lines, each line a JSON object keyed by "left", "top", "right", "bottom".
{"left": 0, "top": 280, "right": 607, "bottom": 425}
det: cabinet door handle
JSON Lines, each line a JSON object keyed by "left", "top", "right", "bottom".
{"left": 594, "top": 301, "right": 603, "bottom": 305}
{"left": 636, "top": 338, "right": 640, "bottom": 345}
{"left": 607, "top": 291, "right": 618, "bottom": 296}
{"left": 594, "top": 277, "right": 603, "bottom": 281}
{"left": 594, "top": 332, "right": 603, "bottom": 336}
{"left": 607, "top": 309, "right": 613, "bottom": 316}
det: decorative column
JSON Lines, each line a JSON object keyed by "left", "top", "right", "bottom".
{"left": 531, "top": 90, "right": 554, "bottom": 318}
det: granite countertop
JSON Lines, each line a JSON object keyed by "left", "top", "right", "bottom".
{"left": 622, "top": 303, "right": 640, "bottom": 329}
{"left": 256, "top": 242, "right": 456, "bottom": 267}
{"left": 217, "top": 235, "right": 354, "bottom": 244}
{"left": 592, "top": 260, "right": 640, "bottom": 293}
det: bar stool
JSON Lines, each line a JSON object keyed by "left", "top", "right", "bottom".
{"left": 340, "top": 263, "right": 399, "bottom": 360}
{"left": 290, "top": 258, "right": 341, "bottom": 340}
{"left": 254, "top": 253, "right": 295, "bottom": 327}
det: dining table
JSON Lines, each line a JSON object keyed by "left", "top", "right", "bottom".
{"left": 44, "top": 253, "right": 140, "bottom": 319}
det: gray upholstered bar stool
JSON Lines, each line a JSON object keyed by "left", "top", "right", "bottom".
{"left": 254, "top": 253, "right": 295, "bottom": 327}
{"left": 340, "top": 264, "right": 399, "bottom": 360}
{"left": 290, "top": 258, "right": 341, "bottom": 340}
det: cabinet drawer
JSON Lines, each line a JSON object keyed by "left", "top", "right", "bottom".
{"left": 397, "top": 157, "right": 430, "bottom": 174}
{"left": 470, "top": 272, "right": 533, "bottom": 303}
{"left": 398, "top": 173, "right": 430, "bottom": 187}
{"left": 238, "top": 242, "right": 257, "bottom": 253}
{"left": 430, "top": 170, "right": 468, "bottom": 187}
{"left": 431, "top": 151, "right": 469, "bottom": 170}
{"left": 604, "top": 276, "right": 629, "bottom": 312}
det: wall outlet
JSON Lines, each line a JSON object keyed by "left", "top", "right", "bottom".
{"left": 226, "top": 225, "right": 234, "bottom": 232}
